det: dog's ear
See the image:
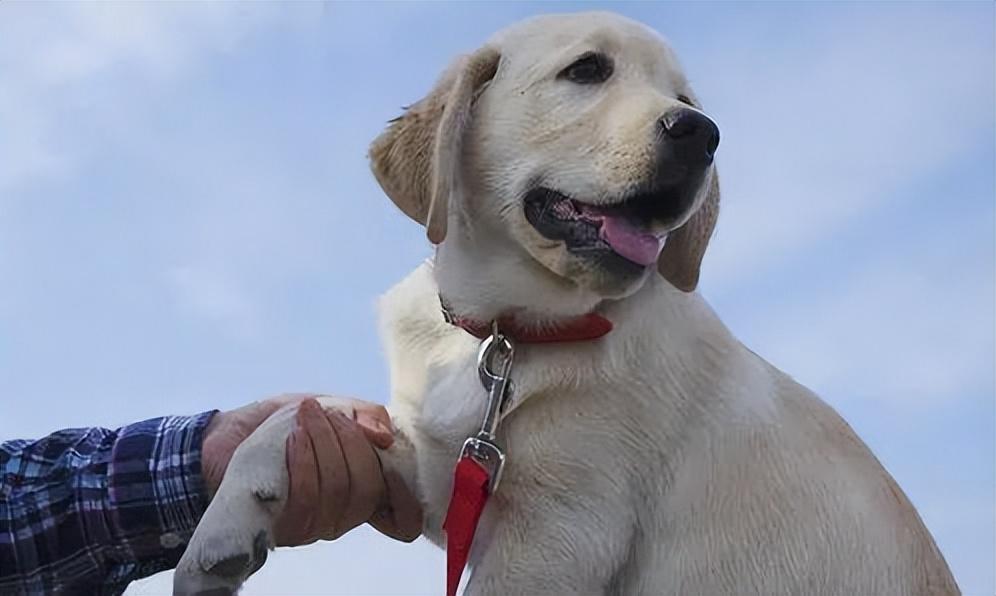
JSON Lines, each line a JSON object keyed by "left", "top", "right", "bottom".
{"left": 657, "top": 172, "right": 719, "bottom": 292}
{"left": 369, "top": 47, "right": 501, "bottom": 244}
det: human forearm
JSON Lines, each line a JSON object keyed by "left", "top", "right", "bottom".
{"left": 0, "top": 411, "right": 216, "bottom": 595}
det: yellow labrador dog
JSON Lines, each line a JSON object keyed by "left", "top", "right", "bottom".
{"left": 175, "top": 12, "right": 959, "bottom": 596}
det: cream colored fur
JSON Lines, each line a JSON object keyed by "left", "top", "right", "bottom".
{"left": 174, "top": 11, "right": 958, "bottom": 596}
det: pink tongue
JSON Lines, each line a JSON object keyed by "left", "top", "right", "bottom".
{"left": 598, "top": 215, "right": 664, "bottom": 266}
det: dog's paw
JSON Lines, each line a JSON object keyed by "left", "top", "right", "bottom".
{"left": 173, "top": 480, "right": 280, "bottom": 595}
{"left": 174, "top": 410, "right": 295, "bottom": 595}
{"left": 173, "top": 518, "right": 271, "bottom": 595}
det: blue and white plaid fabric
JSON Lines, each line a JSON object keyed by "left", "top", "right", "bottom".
{"left": 0, "top": 411, "right": 216, "bottom": 595}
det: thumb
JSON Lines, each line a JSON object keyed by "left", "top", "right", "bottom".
{"left": 354, "top": 406, "right": 395, "bottom": 450}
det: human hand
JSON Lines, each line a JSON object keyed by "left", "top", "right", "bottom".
{"left": 201, "top": 394, "right": 422, "bottom": 546}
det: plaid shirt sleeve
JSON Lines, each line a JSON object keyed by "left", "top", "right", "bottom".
{"left": 0, "top": 411, "right": 218, "bottom": 595}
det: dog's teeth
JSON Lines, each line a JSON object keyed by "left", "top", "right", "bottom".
{"left": 552, "top": 199, "right": 576, "bottom": 218}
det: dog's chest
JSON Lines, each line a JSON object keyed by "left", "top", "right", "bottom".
{"left": 410, "top": 359, "right": 642, "bottom": 550}
{"left": 384, "top": 340, "right": 655, "bottom": 553}
{"left": 376, "top": 263, "right": 691, "bottom": 553}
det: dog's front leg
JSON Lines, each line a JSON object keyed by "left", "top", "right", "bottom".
{"left": 172, "top": 397, "right": 416, "bottom": 595}
{"left": 173, "top": 401, "right": 299, "bottom": 595}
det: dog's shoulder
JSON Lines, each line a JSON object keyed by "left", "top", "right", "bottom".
{"left": 377, "top": 260, "right": 479, "bottom": 411}
{"left": 378, "top": 259, "right": 440, "bottom": 340}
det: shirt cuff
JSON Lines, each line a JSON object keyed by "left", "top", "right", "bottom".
{"left": 105, "top": 410, "right": 218, "bottom": 579}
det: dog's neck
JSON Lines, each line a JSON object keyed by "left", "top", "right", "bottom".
{"left": 432, "top": 232, "right": 607, "bottom": 327}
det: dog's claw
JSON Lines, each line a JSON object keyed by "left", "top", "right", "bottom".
{"left": 250, "top": 531, "right": 269, "bottom": 574}
{"left": 205, "top": 553, "right": 251, "bottom": 578}
{"left": 175, "top": 525, "right": 273, "bottom": 594}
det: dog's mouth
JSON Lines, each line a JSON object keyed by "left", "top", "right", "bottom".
{"left": 523, "top": 188, "right": 680, "bottom": 268}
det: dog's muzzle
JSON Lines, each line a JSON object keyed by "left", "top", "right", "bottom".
{"left": 523, "top": 110, "right": 719, "bottom": 271}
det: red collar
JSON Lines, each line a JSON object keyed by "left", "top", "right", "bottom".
{"left": 439, "top": 297, "right": 613, "bottom": 343}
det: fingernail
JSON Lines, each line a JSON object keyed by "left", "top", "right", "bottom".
{"left": 296, "top": 399, "right": 316, "bottom": 417}
{"left": 357, "top": 413, "right": 389, "bottom": 433}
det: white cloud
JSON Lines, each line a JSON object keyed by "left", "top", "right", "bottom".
{"left": 738, "top": 222, "right": 993, "bottom": 409}
{"left": 0, "top": 2, "right": 322, "bottom": 325}
{"left": 0, "top": 2, "right": 316, "bottom": 194}
{"left": 165, "top": 265, "right": 261, "bottom": 340}
{"left": 694, "top": 8, "right": 994, "bottom": 289}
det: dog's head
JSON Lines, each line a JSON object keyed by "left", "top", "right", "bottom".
{"left": 370, "top": 12, "right": 719, "bottom": 301}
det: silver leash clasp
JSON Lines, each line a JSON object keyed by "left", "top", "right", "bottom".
{"left": 459, "top": 321, "right": 515, "bottom": 493}
{"left": 476, "top": 321, "right": 514, "bottom": 440}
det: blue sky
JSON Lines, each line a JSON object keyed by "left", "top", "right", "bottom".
{"left": 0, "top": 2, "right": 992, "bottom": 595}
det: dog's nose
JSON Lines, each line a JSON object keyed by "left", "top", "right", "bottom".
{"left": 658, "top": 109, "right": 720, "bottom": 161}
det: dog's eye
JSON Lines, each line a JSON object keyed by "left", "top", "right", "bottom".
{"left": 558, "top": 52, "right": 613, "bottom": 85}
{"left": 676, "top": 94, "right": 695, "bottom": 106}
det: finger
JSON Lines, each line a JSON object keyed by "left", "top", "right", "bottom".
{"left": 274, "top": 402, "right": 321, "bottom": 546}
{"left": 302, "top": 402, "right": 349, "bottom": 540}
{"left": 329, "top": 411, "right": 386, "bottom": 534}
{"left": 251, "top": 393, "right": 330, "bottom": 429}
{"left": 255, "top": 393, "right": 323, "bottom": 421}
{"left": 368, "top": 463, "right": 423, "bottom": 543}
{"left": 353, "top": 404, "right": 395, "bottom": 450}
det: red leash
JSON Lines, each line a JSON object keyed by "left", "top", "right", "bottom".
{"left": 439, "top": 300, "right": 612, "bottom": 595}
{"left": 443, "top": 457, "right": 491, "bottom": 596}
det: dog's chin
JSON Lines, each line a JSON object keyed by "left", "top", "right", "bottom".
{"left": 513, "top": 224, "right": 654, "bottom": 299}
{"left": 534, "top": 241, "right": 653, "bottom": 298}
